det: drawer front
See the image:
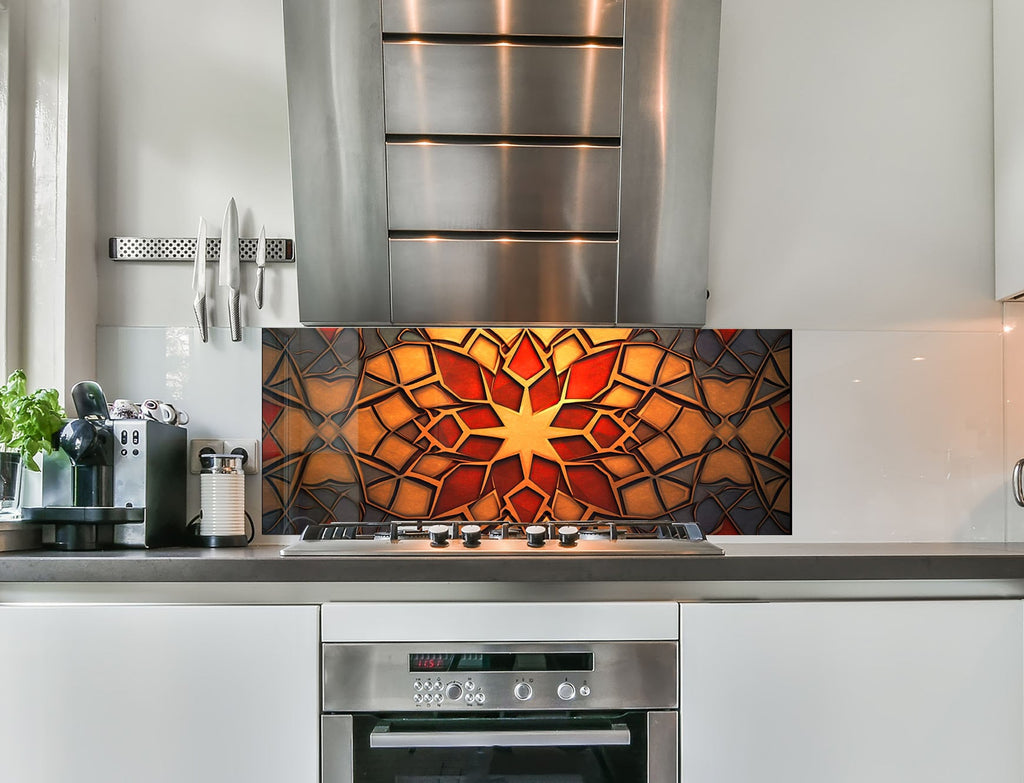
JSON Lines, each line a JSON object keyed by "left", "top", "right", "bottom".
{"left": 386, "top": 143, "right": 621, "bottom": 232}
{"left": 384, "top": 42, "right": 623, "bottom": 138}
{"left": 381, "top": 0, "right": 625, "bottom": 37}
{"left": 390, "top": 238, "right": 617, "bottom": 323}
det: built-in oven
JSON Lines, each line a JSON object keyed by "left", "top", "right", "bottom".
{"left": 321, "top": 640, "right": 678, "bottom": 783}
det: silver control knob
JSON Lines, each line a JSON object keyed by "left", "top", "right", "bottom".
{"left": 474, "top": 692, "right": 485, "bottom": 704}
{"left": 556, "top": 682, "right": 576, "bottom": 701}
{"left": 413, "top": 680, "right": 423, "bottom": 691}
{"left": 579, "top": 685, "right": 591, "bottom": 697}
{"left": 465, "top": 680, "right": 476, "bottom": 691}
{"left": 525, "top": 524, "right": 547, "bottom": 548}
{"left": 513, "top": 682, "right": 533, "bottom": 701}
{"left": 427, "top": 524, "right": 450, "bottom": 547}
{"left": 461, "top": 524, "right": 482, "bottom": 548}
{"left": 445, "top": 682, "right": 463, "bottom": 701}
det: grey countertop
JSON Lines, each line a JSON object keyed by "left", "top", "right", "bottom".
{"left": 2, "top": 542, "right": 1024, "bottom": 604}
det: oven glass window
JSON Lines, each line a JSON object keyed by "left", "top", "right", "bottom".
{"left": 348, "top": 713, "right": 648, "bottom": 783}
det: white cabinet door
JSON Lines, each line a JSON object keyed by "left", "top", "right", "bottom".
{"left": 0, "top": 604, "right": 319, "bottom": 783}
{"left": 996, "top": 0, "right": 1024, "bottom": 299}
{"left": 680, "top": 601, "right": 1023, "bottom": 783}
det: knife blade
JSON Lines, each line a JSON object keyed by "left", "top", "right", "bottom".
{"left": 254, "top": 224, "right": 266, "bottom": 310}
{"left": 192, "top": 217, "right": 209, "bottom": 342}
{"left": 219, "top": 197, "right": 241, "bottom": 341}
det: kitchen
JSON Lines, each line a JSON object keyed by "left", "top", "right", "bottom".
{"left": 1, "top": 0, "right": 1024, "bottom": 782}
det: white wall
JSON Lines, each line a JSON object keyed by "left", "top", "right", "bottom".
{"left": 91, "top": 0, "right": 1005, "bottom": 542}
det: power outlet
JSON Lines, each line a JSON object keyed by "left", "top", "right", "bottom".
{"left": 223, "top": 438, "right": 260, "bottom": 475}
{"left": 189, "top": 439, "right": 224, "bottom": 474}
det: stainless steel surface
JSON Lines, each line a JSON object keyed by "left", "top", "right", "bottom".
{"left": 284, "top": 0, "right": 391, "bottom": 325}
{"left": 386, "top": 142, "right": 620, "bottom": 232}
{"left": 283, "top": 536, "right": 722, "bottom": 557}
{"left": 617, "top": 0, "right": 721, "bottom": 325}
{"left": 109, "top": 236, "right": 293, "bottom": 263}
{"left": 383, "top": 42, "right": 623, "bottom": 137}
{"left": 199, "top": 453, "right": 244, "bottom": 475}
{"left": 110, "top": 420, "right": 188, "bottom": 548}
{"left": 219, "top": 198, "right": 241, "bottom": 342}
{"left": 381, "top": 0, "right": 625, "bottom": 36}
{"left": 191, "top": 217, "right": 208, "bottom": 342}
{"left": 368, "top": 723, "right": 631, "bottom": 748}
{"left": 322, "top": 715, "right": 354, "bottom": 783}
{"left": 0, "top": 522, "right": 42, "bottom": 552}
{"left": 322, "top": 641, "right": 678, "bottom": 712}
{"left": 390, "top": 238, "right": 617, "bottom": 323}
{"left": 253, "top": 225, "right": 266, "bottom": 310}
{"left": 646, "top": 712, "right": 678, "bottom": 783}
{"left": 286, "top": 0, "right": 721, "bottom": 326}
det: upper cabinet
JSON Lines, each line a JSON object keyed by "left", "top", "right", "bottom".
{"left": 283, "top": 0, "right": 721, "bottom": 326}
{"left": 995, "top": 0, "right": 1024, "bottom": 300}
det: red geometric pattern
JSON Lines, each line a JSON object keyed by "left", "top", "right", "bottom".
{"left": 262, "top": 328, "right": 792, "bottom": 535}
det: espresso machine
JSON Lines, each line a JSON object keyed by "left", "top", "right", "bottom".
{"left": 22, "top": 381, "right": 187, "bottom": 550}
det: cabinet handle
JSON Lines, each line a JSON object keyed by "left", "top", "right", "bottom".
{"left": 1013, "top": 458, "right": 1024, "bottom": 507}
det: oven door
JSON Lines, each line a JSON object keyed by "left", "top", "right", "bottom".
{"left": 322, "top": 711, "right": 677, "bottom": 783}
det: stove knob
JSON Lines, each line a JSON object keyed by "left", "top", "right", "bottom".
{"left": 557, "top": 525, "right": 580, "bottom": 546}
{"left": 525, "top": 525, "right": 547, "bottom": 548}
{"left": 427, "top": 524, "right": 450, "bottom": 547}
{"left": 461, "top": 524, "right": 482, "bottom": 548}
{"left": 445, "top": 682, "right": 463, "bottom": 701}
{"left": 556, "top": 682, "right": 576, "bottom": 701}
{"left": 513, "top": 682, "right": 533, "bottom": 701}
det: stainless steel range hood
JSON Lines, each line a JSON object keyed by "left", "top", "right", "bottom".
{"left": 283, "top": 0, "right": 721, "bottom": 326}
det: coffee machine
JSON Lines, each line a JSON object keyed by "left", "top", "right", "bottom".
{"left": 22, "top": 381, "right": 187, "bottom": 550}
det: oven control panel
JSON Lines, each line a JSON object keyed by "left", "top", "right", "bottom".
{"left": 409, "top": 674, "right": 592, "bottom": 708}
{"left": 323, "top": 641, "right": 678, "bottom": 713}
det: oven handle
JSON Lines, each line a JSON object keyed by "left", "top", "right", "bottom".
{"left": 368, "top": 723, "right": 631, "bottom": 749}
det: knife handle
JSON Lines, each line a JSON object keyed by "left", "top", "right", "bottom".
{"left": 254, "top": 267, "right": 265, "bottom": 310}
{"left": 193, "top": 294, "right": 209, "bottom": 343}
{"left": 228, "top": 289, "right": 241, "bottom": 342}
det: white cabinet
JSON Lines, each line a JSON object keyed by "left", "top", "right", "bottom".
{"left": 995, "top": 0, "right": 1024, "bottom": 299}
{"left": 680, "top": 601, "right": 1023, "bottom": 783}
{"left": 0, "top": 604, "right": 319, "bottom": 783}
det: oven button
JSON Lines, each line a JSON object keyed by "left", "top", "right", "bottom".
{"left": 513, "top": 682, "right": 533, "bottom": 701}
{"left": 465, "top": 679, "right": 476, "bottom": 691}
{"left": 414, "top": 694, "right": 422, "bottom": 705}
{"left": 474, "top": 692, "right": 486, "bottom": 705}
{"left": 414, "top": 680, "right": 423, "bottom": 691}
{"left": 579, "top": 685, "right": 591, "bottom": 697}
{"left": 434, "top": 693, "right": 443, "bottom": 704}
{"left": 445, "top": 682, "right": 463, "bottom": 701}
{"left": 556, "top": 682, "right": 576, "bottom": 701}
{"left": 465, "top": 694, "right": 474, "bottom": 705}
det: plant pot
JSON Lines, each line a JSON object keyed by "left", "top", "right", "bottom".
{"left": 0, "top": 451, "right": 23, "bottom": 517}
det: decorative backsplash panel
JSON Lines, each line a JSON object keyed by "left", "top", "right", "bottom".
{"left": 262, "top": 328, "right": 791, "bottom": 535}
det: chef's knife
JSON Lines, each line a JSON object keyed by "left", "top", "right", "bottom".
{"left": 192, "top": 217, "right": 209, "bottom": 342}
{"left": 254, "top": 224, "right": 266, "bottom": 310}
{"left": 219, "top": 197, "right": 241, "bottom": 342}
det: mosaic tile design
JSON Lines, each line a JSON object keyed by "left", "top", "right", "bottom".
{"left": 262, "top": 328, "right": 792, "bottom": 535}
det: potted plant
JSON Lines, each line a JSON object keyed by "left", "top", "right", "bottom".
{"left": 0, "top": 370, "right": 65, "bottom": 514}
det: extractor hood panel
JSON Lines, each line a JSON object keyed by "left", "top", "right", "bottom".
{"left": 283, "top": 0, "right": 721, "bottom": 326}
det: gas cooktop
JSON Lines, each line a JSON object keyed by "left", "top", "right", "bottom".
{"left": 280, "top": 520, "right": 723, "bottom": 557}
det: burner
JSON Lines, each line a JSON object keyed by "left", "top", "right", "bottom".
{"left": 280, "top": 520, "right": 723, "bottom": 557}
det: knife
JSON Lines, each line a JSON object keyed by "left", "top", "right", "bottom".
{"left": 192, "top": 217, "right": 209, "bottom": 342}
{"left": 219, "top": 197, "right": 241, "bottom": 342}
{"left": 254, "top": 224, "right": 266, "bottom": 310}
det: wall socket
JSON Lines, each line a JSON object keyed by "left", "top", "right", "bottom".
{"left": 188, "top": 438, "right": 261, "bottom": 475}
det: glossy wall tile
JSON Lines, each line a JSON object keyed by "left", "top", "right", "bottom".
{"left": 262, "top": 328, "right": 792, "bottom": 535}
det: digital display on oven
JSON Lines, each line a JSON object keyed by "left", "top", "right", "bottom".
{"left": 409, "top": 652, "right": 594, "bottom": 673}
